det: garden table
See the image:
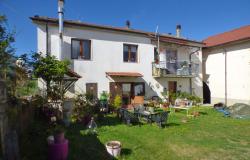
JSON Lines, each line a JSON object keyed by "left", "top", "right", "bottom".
{"left": 170, "top": 106, "right": 194, "bottom": 117}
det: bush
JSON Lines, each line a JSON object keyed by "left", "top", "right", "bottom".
{"left": 113, "top": 95, "right": 122, "bottom": 110}
{"left": 71, "top": 94, "right": 98, "bottom": 123}
{"left": 169, "top": 91, "right": 202, "bottom": 104}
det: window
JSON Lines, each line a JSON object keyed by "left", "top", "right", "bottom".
{"left": 134, "top": 83, "right": 145, "bottom": 96}
{"left": 71, "top": 39, "right": 91, "bottom": 60}
{"left": 123, "top": 44, "right": 138, "bottom": 62}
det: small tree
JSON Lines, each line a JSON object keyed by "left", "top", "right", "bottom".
{"left": 32, "top": 53, "right": 70, "bottom": 102}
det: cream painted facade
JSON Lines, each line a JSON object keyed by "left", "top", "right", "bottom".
{"left": 203, "top": 40, "right": 250, "bottom": 105}
{"left": 35, "top": 22, "right": 203, "bottom": 101}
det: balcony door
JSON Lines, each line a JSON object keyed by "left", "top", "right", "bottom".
{"left": 166, "top": 49, "right": 177, "bottom": 74}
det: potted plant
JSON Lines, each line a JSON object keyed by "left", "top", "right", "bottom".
{"left": 53, "top": 125, "right": 65, "bottom": 144}
{"left": 105, "top": 140, "right": 121, "bottom": 157}
{"left": 147, "top": 100, "right": 155, "bottom": 113}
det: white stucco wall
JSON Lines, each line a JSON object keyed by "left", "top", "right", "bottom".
{"left": 203, "top": 41, "right": 250, "bottom": 105}
{"left": 37, "top": 24, "right": 203, "bottom": 100}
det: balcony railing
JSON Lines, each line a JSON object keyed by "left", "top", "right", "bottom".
{"left": 152, "top": 60, "right": 199, "bottom": 77}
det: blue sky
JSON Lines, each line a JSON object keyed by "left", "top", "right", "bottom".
{"left": 1, "top": 0, "right": 250, "bottom": 56}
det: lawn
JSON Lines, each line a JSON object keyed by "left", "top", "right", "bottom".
{"left": 21, "top": 107, "right": 250, "bottom": 160}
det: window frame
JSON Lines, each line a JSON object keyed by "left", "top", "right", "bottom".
{"left": 123, "top": 44, "right": 138, "bottom": 63}
{"left": 71, "top": 38, "right": 92, "bottom": 60}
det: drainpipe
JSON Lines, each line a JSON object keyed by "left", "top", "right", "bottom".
{"left": 223, "top": 49, "right": 227, "bottom": 106}
{"left": 46, "top": 22, "right": 49, "bottom": 56}
{"left": 189, "top": 47, "right": 200, "bottom": 94}
{"left": 58, "top": 0, "right": 64, "bottom": 60}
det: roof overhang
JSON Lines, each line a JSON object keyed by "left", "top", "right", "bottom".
{"left": 106, "top": 72, "right": 143, "bottom": 77}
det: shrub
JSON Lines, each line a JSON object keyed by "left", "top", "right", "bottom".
{"left": 71, "top": 94, "right": 98, "bottom": 123}
{"left": 113, "top": 95, "right": 122, "bottom": 110}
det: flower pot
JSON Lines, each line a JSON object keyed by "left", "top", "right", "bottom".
{"left": 54, "top": 132, "right": 65, "bottom": 144}
{"left": 105, "top": 141, "right": 121, "bottom": 157}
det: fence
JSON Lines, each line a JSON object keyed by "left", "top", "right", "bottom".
{"left": 0, "top": 97, "right": 37, "bottom": 160}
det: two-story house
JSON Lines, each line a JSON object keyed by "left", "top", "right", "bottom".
{"left": 31, "top": 16, "right": 203, "bottom": 105}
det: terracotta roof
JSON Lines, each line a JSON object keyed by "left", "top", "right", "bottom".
{"left": 106, "top": 72, "right": 143, "bottom": 77}
{"left": 203, "top": 25, "right": 250, "bottom": 47}
{"left": 66, "top": 69, "right": 82, "bottom": 78}
{"left": 30, "top": 16, "right": 203, "bottom": 47}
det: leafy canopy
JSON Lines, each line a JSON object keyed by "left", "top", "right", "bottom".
{"left": 32, "top": 53, "right": 70, "bottom": 82}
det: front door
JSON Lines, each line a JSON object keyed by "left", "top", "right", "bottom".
{"left": 168, "top": 81, "right": 177, "bottom": 104}
{"left": 122, "top": 83, "right": 132, "bottom": 105}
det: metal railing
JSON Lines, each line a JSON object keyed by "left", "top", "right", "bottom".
{"left": 152, "top": 60, "right": 199, "bottom": 77}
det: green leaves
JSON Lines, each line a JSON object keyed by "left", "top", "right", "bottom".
{"left": 33, "top": 53, "right": 70, "bottom": 82}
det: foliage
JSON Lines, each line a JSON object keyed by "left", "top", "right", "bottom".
{"left": 169, "top": 91, "right": 202, "bottom": 104}
{"left": 53, "top": 124, "right": 65, "bottom": 135}
{"left": 113, "top": 95, "right": 122, "bottom": 110}
{"left": 16, "top": 79, "right": 38, "bottom": 96}
{"left": 0, "top": 15, "right": 15, "bottom": 79}
{"left": 32, "top": 53, "right": 70, "bottom": 83}
{"left": 71, "top": 94, "right": 97, "bottom": 122}
{"left": 32, "top": 53, "right": 70, "bottom": 101}
{"left": 0, "top": 15, "right": 28, "bottom": 97}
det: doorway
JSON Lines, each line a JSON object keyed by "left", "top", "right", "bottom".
{"left": 168, "top": 81, "right": 177, "bottom": 104}
{"left": 203, "top": 81, "right": 211, "bottom": 103}
{"left": 86, "top": 83, "right": 98, "bottom": 99}
{"left": 109, "top": 82, "right": 145, "bottom": 106}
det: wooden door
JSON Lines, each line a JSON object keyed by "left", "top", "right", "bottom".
{"left": 86, "top": 83, "right": 98, "bottom": 99}
{"left": 168, "top": 81, "right": 177, "bottom": 104}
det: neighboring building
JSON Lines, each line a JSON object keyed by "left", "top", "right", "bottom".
{"left": 31, "top": 16, "right": 203, "bottom": 105}
{"left": 203, "top": 25, "right": 250, "bottom": 105}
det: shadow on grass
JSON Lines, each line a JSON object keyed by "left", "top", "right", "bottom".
{"left": 97, "top": 114, "right": 123, "bottom": 127}
{"left": 199, "top": 111, "right": 208, "bottom": 115}
{"left": 158, "top": 122, "right": 180, "bottom": 128}
{"left": 67, "top": 123, "right": 115, "bottom": 160}
{"left": 121, "top": 148, "right": 132, "bottom": 156}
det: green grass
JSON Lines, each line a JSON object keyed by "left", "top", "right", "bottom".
{"left": 20, "top": 107, "right": 250, "bottom": 160}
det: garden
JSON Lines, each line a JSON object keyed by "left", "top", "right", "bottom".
{"left": 20, "top": 106, "right": 250, "bottom": 160}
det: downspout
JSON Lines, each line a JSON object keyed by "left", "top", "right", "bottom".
{"left": 58, "top": 0, "right": 64, "bottom": 60}
{"left": 189, "top": 47, "right": 200, "bottom": 94}
{"left": 223, "top": 49, "right": 227, "bottom": 106}
{"left": 46, "top": 22, "right": 49, "bottom": 56}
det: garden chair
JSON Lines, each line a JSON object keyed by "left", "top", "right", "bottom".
{"left": 151, "top": 111, "right": 170, "bottom": 128}
{"left": 123, "top": 109, "right": 140, "bottom": 125}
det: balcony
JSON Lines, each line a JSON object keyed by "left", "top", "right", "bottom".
{"left": 152, "top": 61, "right": 199, "bottom": 78}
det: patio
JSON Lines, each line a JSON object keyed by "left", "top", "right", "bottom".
{"left": 20, "top": 106, "right": 250, "bottom": 160}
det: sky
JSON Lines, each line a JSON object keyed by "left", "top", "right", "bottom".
{"left": 0, "top": 0, "right": 250, "bottom": 56}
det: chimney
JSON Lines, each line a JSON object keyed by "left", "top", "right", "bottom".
{"left": 176, "top": 24, "right": 181, "bottom": 38}
{"left": 58, "top": 0, "right": 64, "bottom": 60}
{"left": 126, "top": 20, "right": 131, "bottom": 29}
